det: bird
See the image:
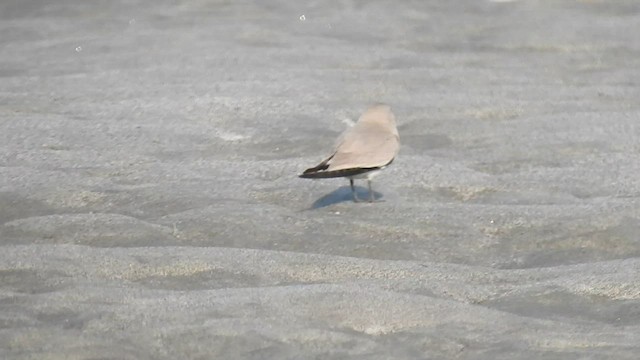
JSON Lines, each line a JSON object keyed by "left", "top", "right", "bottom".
{"left": 299, "top": 104, "right": 400, "bottom": 202}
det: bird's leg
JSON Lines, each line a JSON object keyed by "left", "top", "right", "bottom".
{"left": 350, "top": 179, "right": 360, "bottom": 202}
{"left": 368, "top": 179, "right": 375, "bottom": 202}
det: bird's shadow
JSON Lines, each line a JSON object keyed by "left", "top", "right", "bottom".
{"left": 309, "top": 186, "right": 383, "bottom": 209}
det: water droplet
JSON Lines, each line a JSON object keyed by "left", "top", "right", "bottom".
{"left": 75, "top": 46, "right": 82, "bottom": 52}
{"left": 129, "top": 18, "right": 136, "bottom": 25}
{"left": 299, "top": 14, "right": 306, "bottom": 21}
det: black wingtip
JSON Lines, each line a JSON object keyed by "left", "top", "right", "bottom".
{"left": 299, "top": 158, "right": 394, "bottom": 179}
{"left": 298, "top": 167, "right": 381, "bottom": 179}
{"left": 299, "top": 161, "right": 330, "bottom": 178}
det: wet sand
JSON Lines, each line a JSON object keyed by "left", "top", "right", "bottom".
{"left": 1, "top": 0, "right": 640, "bottom": 358}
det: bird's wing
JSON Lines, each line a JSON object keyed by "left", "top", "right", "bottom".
{"left": 327, "top": 122, "right": 399, "bottom": 171}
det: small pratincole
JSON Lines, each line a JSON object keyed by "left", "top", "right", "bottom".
{"left": 299, "top": 104, "right": 400, "bottom": 202}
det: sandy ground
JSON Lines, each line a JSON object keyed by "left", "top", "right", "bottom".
{"left": 1, "top": 0, "right": 640, "bottom": 358}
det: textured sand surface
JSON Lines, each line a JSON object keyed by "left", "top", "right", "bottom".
{"left": 1, "top": 0, "right": 640, "bottom": 359}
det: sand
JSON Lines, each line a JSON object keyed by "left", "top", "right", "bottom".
{"left": 1, "top": 0, "right": 639, "bottom": 358}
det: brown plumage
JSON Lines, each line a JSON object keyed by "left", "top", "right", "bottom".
{"left": 299, "top": 104, "right": 399, "bottom": 202}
